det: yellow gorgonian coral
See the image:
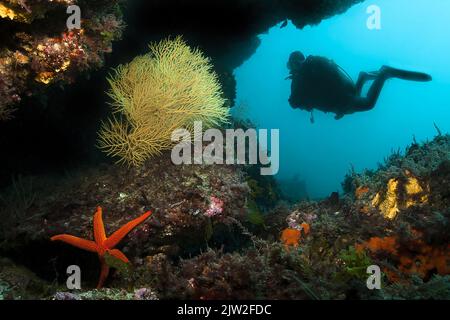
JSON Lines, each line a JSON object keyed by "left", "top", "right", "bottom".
{"left": 98, "top": 36, "right": 229, "bottom": 166}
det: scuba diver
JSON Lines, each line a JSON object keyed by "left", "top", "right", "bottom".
{"left": 286, "top": 51, "right": 432, "bottom": 122}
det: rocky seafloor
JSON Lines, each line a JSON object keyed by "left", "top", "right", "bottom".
{"left": 0, "top": 0, "right": 448, "bottom": 301}
{"left": 0, "top": 134, "right": 449, "bottom": 300}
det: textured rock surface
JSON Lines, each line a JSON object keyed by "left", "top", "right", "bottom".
{"left": 1, "top": 135, "right": 448, "bottom": 299}
{"left": 0, "top": 257, "right": 53, "bottom": 299}
{"left": 4, "top": 0, "right": 447, "bottom": 300}
{"left": 137, "top": 135, "right": 448, "bottom": 300}
{"left": 0, "top": 0, "right": 125, "bottom": 116}
{"left": 0, "top": 153, "right": 250, "bottom": 285}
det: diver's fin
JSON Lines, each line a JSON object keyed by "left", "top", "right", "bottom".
{"left": 381, "top": 66, "right": 432, "bottom": 82}
{"left": 310, "top": 111, "right": 315, "bottom": 124}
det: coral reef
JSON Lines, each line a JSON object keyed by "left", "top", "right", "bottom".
{"left": 0, "top": 0, "right": 124, "bottom": 119}
{"left": 0, "top": 152, "right": 251, "bottom": 289}
{"left": 2, "top": 0, "right": 447, "bottom": 301}
{"left": 356, "top": 233, "right": 449, "bottom": 282}
{"left": 343, "top": 134, "right": 450, "bottom": 220}
{"left": 98, "top": 37, "right": 230, "bottom": 166}
{"left": 1, "top": 135, "right": 448, "bottom": 300}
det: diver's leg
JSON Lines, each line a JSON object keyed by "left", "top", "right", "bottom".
{"left": 352, "top": 72, "right": 389, "bottom": 111}
{"left": 355, "top": 71, "right": 378, "bottom": 95}
{"left": 351, "top": 66, "right": 431, "bottom": 112}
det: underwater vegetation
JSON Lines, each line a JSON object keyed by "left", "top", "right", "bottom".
{"left": 0, "top": 0, "right": 75, "bottom": 23}
{"left": 98, "top": 37, "right": 230, "bottom": 166}
{"left": 0, "top": 0, "right": 448, "bottom": 302}
{"left": 0, "top": 0, "right": 124, "bottom": 119}
{"left": 0, "top": 134, "right": 448, "bottom": 300}
{"left": 355, "top": 233, "right": 449, "bottom": 282}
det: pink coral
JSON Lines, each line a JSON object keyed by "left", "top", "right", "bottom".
{"left": 204, "top": 196, "right": 224, "bottom": 217}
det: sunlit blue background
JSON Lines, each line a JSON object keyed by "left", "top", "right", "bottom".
{"left": 232, "top": 0, "right": 450, "bottom": 199}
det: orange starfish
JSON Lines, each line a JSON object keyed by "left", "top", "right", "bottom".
{"left": 51, "top": 206, "right": 152, "bottom": 288}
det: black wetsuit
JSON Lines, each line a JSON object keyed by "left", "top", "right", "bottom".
{"left": 288, "top": 55, "right": 432, "bottom": 119}
{"left": 289, "top": 56, "right": 355, "bottom": 116}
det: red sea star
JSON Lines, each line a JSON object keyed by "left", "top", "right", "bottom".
{"left": 51, "top": 206, "right": 152, "bottom": 288}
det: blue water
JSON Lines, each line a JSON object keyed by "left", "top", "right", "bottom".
{"left": 233, "top": 0, "right": 450, "bottom": 199}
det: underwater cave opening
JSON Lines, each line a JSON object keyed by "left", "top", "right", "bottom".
{"left": 232, "top": 0, "right": 450, "bottom": 201}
